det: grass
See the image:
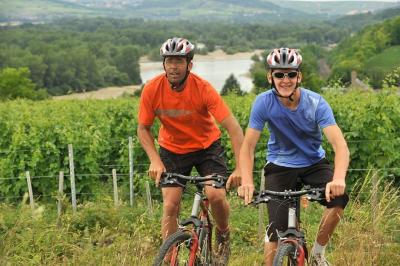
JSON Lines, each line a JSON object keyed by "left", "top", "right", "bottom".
{"left": 0, "top": 174, "right": 399, "bottom": 265}
{"left": 366, "top": 45, "right": 400, "bottom": 73}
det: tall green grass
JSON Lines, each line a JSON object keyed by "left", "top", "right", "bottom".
{"left": 0, "top": 174, "right": 398, "bottom": 265}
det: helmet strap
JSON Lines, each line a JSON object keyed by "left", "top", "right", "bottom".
{"left": 163, "top": 59, "right": 191, "bottom": 91}
{"left": 169, "top": 69, "right": 190, "bottom": 91}
{"left": 271, "top": 76, "right": 300, "bottom": 102}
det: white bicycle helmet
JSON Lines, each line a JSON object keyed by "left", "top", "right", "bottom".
{"left": 266, "top": 48, "right": 302, "bottom": 69}
{"left": 160, "top": 37, "right": 195, "bottom": 60}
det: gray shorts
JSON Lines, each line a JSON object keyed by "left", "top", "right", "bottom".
{"left": 159, "top": 139, "right": 228, "bottom": 187}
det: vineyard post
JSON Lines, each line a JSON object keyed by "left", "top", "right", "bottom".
{"left": 57, "top": 171, "right": 64, "bottom": 227}
{"left": 112, "top": 169, "right": 119, "bottom": 208}
{"left": 68, "top": 144, "right": 77, "bottom": 213}
{"left": 129, "top": 136, "right": 134, "bottom": 206}
{"left": 145, "top": 181, "right": 153, "bottom": 215}
{"left": 258, "top": 168, "right": 265, "bottom": 239}
{"left": 25, "top": 171, "right": 34, "bottom": 209}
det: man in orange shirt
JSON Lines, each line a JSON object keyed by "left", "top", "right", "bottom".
{"left": 137, "top": 37, "right": 244, "bottom": 265}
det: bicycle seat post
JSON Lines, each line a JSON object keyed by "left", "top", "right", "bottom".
{"left": 191, "top": 192, "right": 203, "bottom": 217}
{"left": 288, "top": 205, "right": 297, "bottom": 229}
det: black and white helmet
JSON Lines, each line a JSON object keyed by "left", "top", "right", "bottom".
{"left": 266, "top": 47, "right": 302, "bottom": 69}
{"left": 160, "top": 37, "right": 195, "bottom": 60}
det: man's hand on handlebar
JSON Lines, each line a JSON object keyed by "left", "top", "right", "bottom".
{"left": 148, "top": 159, "right": 166, "bottom": 187}
{"left": 237, "top": 183, "right": 255, "bottom": 205}
{"left": 226, "top": 168, "right": 241, "bottom": 190}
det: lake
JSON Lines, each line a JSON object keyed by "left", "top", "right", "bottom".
{"left": 140, "top": 50, "right": 260, "bottom": 92}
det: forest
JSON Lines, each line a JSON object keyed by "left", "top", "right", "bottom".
{"left": 0, "top": 6, "right": 399, "bottom": 98}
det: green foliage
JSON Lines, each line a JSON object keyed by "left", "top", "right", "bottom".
{"left": 324, "top": 89, "right": 400, "bottom": 187}
{"left": 0, "top": 99, "right": 141, "bottom": 201}
{"left": 0, "top": 90, "right": 400, "bottom": 200}
{"left": 299, "top": 45, "right": 326, "bottom": 92}
{"left": 0, "top": 179, "right": 398, "bottom": 265}
{"left": 328, "top": 16, "right": 400, "bottom": 88}
{"left": 1, "top": 17, "right": 355, "bottom": 96}
{"left": 364, "top": 46, "right": 400, "bottom": 88}
{"left": 0, "top": 67, "right": 48, "bottom": 100}
{"left": 382, "top": 66, "right": 400, "bottom": 89}
{"left": 220, "top": 74, "right": 244, "bottom": 96}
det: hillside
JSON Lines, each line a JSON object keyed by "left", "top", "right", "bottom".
{"left": 328, "top": 15, "right": 400, "bottom": 88}
{"left": 275, "top": 0, "right": 399, "bottom": 16}
{"left": 332, "top": 6, "right": 400, "bottom": 31}
{"left": 1, "top": 0, "right": 398, "bottom": 24}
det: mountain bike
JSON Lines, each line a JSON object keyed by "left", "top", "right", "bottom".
{"left": 153, "top": 172, "right": 227, "bottom": 266}
{"left": 251, "top": 185, "right": 325, "bottom": 266}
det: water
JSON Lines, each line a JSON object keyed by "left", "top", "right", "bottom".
{"left": 140, "top": 58, "right": 254, "bottom": 92}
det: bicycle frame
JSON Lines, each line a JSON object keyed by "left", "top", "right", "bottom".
{"left": 251, "top": 186, "right": 324, "bottom": 266}
{"left": 276, "top": 198, "right": 307, "bottom": 266}
{"left": 171, "top": 189, "right": 212, "bottom": 265}
{"left": 154, "top": 173, "right": 226, "bottom": 266}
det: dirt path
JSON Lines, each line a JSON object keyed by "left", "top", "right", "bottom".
{"left": 318, "top": 58, "right": 331, "bottom": 78}
{"left": 53, "top": 85, "right": 140, "bottom": 100}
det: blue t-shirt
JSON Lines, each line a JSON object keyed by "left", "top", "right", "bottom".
{"left": 249, "top": 88, "right": 336, "bottom": 168}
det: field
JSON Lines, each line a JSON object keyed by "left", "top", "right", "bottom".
{"left": 0, "top": 89, "right": 400, "bottom": 264}
{"left": 0, "top": 173, "right": 398, "bottom": 265}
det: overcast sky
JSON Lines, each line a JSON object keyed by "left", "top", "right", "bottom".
{"left": 291, "top": 0, "right": 399, "bottom": 2}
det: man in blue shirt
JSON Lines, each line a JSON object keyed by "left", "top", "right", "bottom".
{"left": 238, "top": 48, "right": 349, "bottom": 266}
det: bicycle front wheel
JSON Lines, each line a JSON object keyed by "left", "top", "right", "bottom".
{"left": 198, "top": 226, "right": 212, "bottom": 265}
{"left": 273, "top": 242, "right": 298, "bottom": 266}
{"left": 153, "top": 230, "right": 196, "bottom": 266}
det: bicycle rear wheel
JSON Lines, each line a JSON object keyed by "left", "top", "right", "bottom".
{"left": 153, "top": 230, "right": 196, "bottom": 266}
{"left": 273, "top": 242, "right": 298, "bottom": 266}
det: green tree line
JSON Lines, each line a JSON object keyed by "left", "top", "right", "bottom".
{"left": 0, "top": 18, "right": 351, "bottom": 96}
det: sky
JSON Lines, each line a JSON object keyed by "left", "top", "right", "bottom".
{"left": 301, "top": 0, "right": 398, "bottom": 1}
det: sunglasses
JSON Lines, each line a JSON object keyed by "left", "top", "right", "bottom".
{"left": 272, "top": 71, "right": 298, "bottom": 79}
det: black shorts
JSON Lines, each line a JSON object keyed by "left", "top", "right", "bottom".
{"left": 159, "top": 139, "right": 228, "bottom": 188}
{"left": 264, "top": 158, "right": 349, "bottom": 242}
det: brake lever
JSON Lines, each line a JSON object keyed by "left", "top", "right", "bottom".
{"left": 160, "top": 176, "right": 185, "bottom": 187}
{"left": 307, "top": 189, "right": 325, "bottom": 201}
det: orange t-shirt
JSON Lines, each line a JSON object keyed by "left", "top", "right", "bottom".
{"left": 138, "top": 73, "right": 231, "bottom": 154}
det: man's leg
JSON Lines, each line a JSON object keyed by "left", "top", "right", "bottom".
{"left": 205, "top": 187, "right": 230, "bottom": 265}
{"left": 161, "top": 186, "right": 183, "bottom": 240}
{"left": 264, "top": 242, "right": 277, "bottom": 266}
{"left": 205, "top": 187, "right": 229, "bottom": 231}
{"left": 309, "top": 206, "right": 344, "bottom": 266}
{"left": 316, "top": 206, "right": 344, "bottom": 245}
{"left": 300, "top": 159, "right": 349, "bottom": 265}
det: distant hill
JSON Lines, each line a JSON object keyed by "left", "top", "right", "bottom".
{"left": 273, "top": 1, "right": 398, "bottom": 17}
{"left": 332, "top": 6, "right": 400, "bottom": 31}
{"left": 1, "top": 0, "right": 398, "bottom": 24}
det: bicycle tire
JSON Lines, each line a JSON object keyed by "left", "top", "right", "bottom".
{"left": 153, "top": 230, "right": 195, "bottom": 266}
{"left": 198, "top": 226, "right": 212, "bottom": 265}
{"left": 273, "top": 242, "right": 298, "bottom": 266}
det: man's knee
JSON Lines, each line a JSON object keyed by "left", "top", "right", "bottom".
{"left": 206, "top": 188, "right": 226, "bottom": 204}
{"left": 163, "top": 201, "right": 180, "bottom": 216}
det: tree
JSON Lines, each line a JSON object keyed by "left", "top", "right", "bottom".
{"left": 220, "top": 74, "right": 244, "bottom": 96}
{"left": 0, "top": 67, "right": 48, "bottom": 100}
{"left": 115, "top": 45, "right": 142, "bottom": 84}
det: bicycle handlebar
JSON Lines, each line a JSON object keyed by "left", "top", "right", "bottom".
{"left": 160, "top": 172, "right": 228, "bottom": 189}
{"left": 251, "top": 186, "right": 325, "bottom": 205}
